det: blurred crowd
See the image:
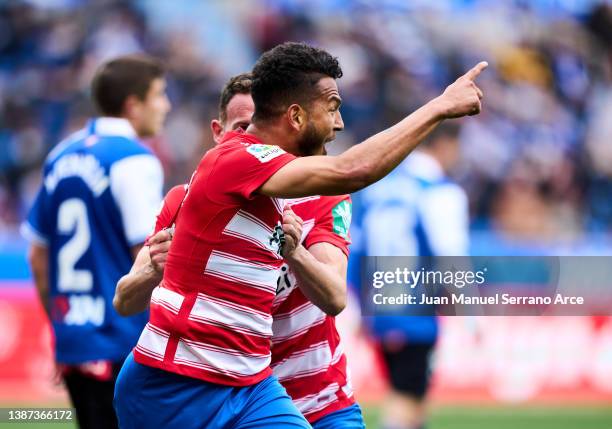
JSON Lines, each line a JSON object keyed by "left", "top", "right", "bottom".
{"left": 0, "top": 0, "right": 611, "bottom": 249}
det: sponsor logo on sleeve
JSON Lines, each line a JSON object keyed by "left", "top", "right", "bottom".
{"left": 332, "top": 200, "right": 352, "bottom": 240}
{"left": 246, "top": 144, "right": 286, "bottom": 163}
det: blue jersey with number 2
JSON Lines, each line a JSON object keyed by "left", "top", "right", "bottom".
{"left": 23, "top": 118, "right": 163, "bottom": 364}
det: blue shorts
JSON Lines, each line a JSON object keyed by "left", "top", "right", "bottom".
{"left": 114, "top": 353, "right": 310, "bottom": 429}
{"left": 312, "top": 404, "right": 365, "bottom": 429}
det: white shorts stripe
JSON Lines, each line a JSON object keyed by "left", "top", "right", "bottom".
{"left": 174, "top": 339, "right": 270, "bottom": 377}
{"left": 135, "top": 323, "right": 169, "bottom": 361}
{"left": 189, "top": 293, "right": 273, "bottom": 338}
{"left": 272, "top": 341, "right": 330, "bottom": 381}
{"left": 272, "top": 302, "right": 326, "bottom": 343}
{"left": 205, "top": 251, "right": 279, "bottom": 294}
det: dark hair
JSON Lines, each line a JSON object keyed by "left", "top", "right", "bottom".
{"left": 218, "top": 73, "right": 252, "bottom": 123}
{"left": 251, "top": 42, "right": 343, "bottom": 121}
{"left": 91, "top": 54, "right": 164, "bottom": 116}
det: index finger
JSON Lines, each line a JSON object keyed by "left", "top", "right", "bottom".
{"left": 464, "top": 61, "right": 488, "bottom": 81}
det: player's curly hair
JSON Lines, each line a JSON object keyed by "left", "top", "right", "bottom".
{"left": 251, "top": 42, "right": 343, "bottom": 122}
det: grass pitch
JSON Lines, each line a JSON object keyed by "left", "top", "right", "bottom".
{"left": 0, "top": 405, "right": 610, "bottom": 428}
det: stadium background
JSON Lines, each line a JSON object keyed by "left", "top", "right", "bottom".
{"left": 0, "top": 0, "right": 611, "bottom": 428}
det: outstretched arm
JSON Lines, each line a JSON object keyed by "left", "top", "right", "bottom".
{"left": 260, "top": 62, "right": 487, "bottom": 198}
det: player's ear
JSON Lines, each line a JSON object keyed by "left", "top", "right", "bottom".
{"left": 210, "top": 119, "right": 225, "bottom": 144}
{"left": 123, "top": 94, "right": 141, "bottom": 120}
{"left": 287, "top": 104, "right": 306, "bottom": 132}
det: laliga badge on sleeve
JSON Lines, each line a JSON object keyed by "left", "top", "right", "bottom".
{"left": 246, "top": 144, "right": 286, "bottom": 163}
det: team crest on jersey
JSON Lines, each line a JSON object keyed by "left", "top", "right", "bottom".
{"left": 246, "top": 144, "right": 286, "bottom": 163}
{"left": 332, "top": 200, "right": 352, "bottom": 240}
{"left": 269, "top": 222, "right": 285, "bottom": 255}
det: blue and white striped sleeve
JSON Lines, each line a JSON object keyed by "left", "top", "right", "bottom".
{"left": 110, "top": 153, "right": 164, "bottom": 246}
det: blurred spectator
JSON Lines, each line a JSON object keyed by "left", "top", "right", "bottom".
{"left": 1, "top": 0, "right": 611, "bottom": 249}
{"left": 356, "top": 122, "right": 469, "bottom": 429}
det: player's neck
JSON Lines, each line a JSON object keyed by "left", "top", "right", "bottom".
{"left": 245, "top": 123, "right": 296, "bottom": 155}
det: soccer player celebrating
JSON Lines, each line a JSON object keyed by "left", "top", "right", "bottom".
{"left": 114, "top": 73, "right": 364, "bottom": 428}
{"left": 114, "top": 42, "right": 486, "bottom": 428}
{"left": 22, "top": 55, "right": 170, "bottom": 429}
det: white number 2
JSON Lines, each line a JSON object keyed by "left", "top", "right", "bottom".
{"left": 57, "top": 199, "right": 93, "bottom": 292}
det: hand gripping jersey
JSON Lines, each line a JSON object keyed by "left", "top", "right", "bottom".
{"left": 271, "top": 195, "right": 355, "bottom": 423}
{"left": 133, "top": 131, "right": 296, "bottom": 386}
{"left": 22, "top": 118, "right": 163, "bottom": 364}
{"left": 146, "top": 185, "right": 355, "bottom": 422}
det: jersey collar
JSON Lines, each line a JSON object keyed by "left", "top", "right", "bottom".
{"left": 219, "top": 129, "right": 262, "bottom": 146}
{"left": 87, "top": 117, "right": 137, "bottom": 139}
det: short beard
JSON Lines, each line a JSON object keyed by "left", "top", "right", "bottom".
{"left": 296, "top": 122, "right": 325, "bottom": 156}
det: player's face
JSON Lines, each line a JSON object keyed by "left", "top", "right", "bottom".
{"left": 297, "top": 77, "right": 344, "bottom": 156}
{"left": 211, "top": 93, "right": 254, "bottom": 144}
{"left": 131, "top": 78, "right": 171, "bottom": 138}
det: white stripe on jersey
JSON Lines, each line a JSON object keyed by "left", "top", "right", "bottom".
{"left": 272, "top": 341, "right": 330, "bottom": 381}
{"left": 330, "top": 338, "right": 345, "bottom": 365}
{"left": 223, "top": 210, "right": 281, "bottom": 258}
{"left": 189, "top": 293, "right": 273, "bottom": 338}
{"left": 174, "top": 338, "right": 271, "bottom": 377}
{"left": 272, "top": 302, "right": 326, "bottom": 343}
{"left": 205, "top": 250, "right": 279, "bottom": 295}
{"left": 299, "top": 220, "right": 315, "bottom": 244}
{"left": 286, "top": 196, "right": 321, "bottom": 206}
{"left": 134, "top": 323, "right": 170, "bottom": 361}
{"left": 150, "top": 286, "right": 184, "bottom": 314}
{"left": 271, "top": 198, "right": 285, "bottom": 215}
{"left": 342, "top": 369, "right": 354, "bottom": 398}
{"left": 292, "top": 382, "right": 340, "bottom": 415}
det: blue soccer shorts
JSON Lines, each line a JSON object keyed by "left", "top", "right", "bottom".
{"left": 114, "top": 353, "right": 311, "bottom": 429}
{"left": 312, "top": 404, "right": 365, "bottom": 429}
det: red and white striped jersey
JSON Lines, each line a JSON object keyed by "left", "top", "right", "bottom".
{"left": 133, "top": 130, "right": 296, "bottom": 386}
{"left": 272, "top": 195, "right": 355, "bottom": 423}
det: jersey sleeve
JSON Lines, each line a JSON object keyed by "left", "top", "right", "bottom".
{"left": 21, "top": 186, "right": 51, "bottom": 245}
{"left": 304, "top": 195, "right": 352, "bottom": 257}
{"left": 110, "top": 153, "right": 164, "bottom": 246}
{"left": 211, "top": 144, "right": 296, "bottom": 201}
{"left": 151, "top": 184, "right": 188, "bottom": 236}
